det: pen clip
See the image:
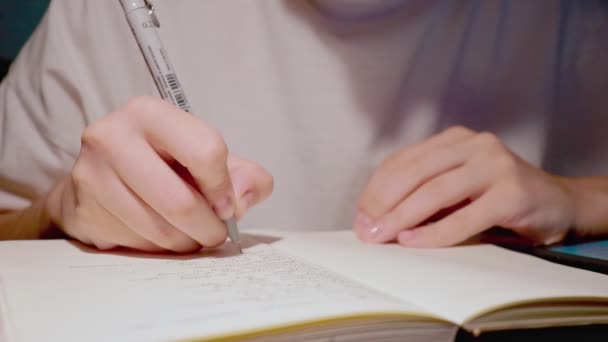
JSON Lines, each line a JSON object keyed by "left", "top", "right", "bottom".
{"left": 144, "top": 0, "right": 160, "bottom": 27}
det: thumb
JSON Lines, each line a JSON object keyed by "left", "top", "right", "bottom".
{"left": 227, "top": 156, "right": 274, "bottom": 220}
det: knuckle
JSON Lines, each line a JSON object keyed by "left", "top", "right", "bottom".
{"left": 202, "top": 130, "right": 229, "bottom": 163}
{"left": 124, "top": 95, "right": 159, "bottom": 114}
{"left": 71, "top": 161, "right": 95, "bottom": 194}
{"left": 71, "top": 161, "right": 88, "bottom": 185}
{"left": 150, "top": 222, "right": 197, "bottom": 253}
{"left": 209, "top": 177, "right": 232, "bottom": 195}
{"left": 81, "top": 114, "right": 128, "bottom": 152}
{"left": 165, "top": 190, "right": 200, "bottom": 219}
{"left": 203, "top": 226, "right": 228, "bottom": 248}
{"left": 187, "top": 129, "right": 229, "bottom": 170}
{"left": 494, "top": 153, "right": 519, "bottom": 174}
{"left": 446, "top": 125, "right": 474, "bottom": 137}
{"left": 476, "top": 131, "right": 503, "bottom": 148}
{"left": 81, "top": 122, "right": 110, "bottom": 150}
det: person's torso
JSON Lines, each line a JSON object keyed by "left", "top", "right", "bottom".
{"left": 51, "top": 0, "right": 608, "bottom": 231}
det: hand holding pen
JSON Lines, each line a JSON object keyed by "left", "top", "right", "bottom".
{"left": 116, "top": 0, "right": 260, "bottom": 253}
{"left": 42, "top": 2, "right": 273, "bottom": 253}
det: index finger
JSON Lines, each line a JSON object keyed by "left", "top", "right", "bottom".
{"left": 127, "top": 96, "right": 236, "bottom": 220}
{"left": 396, "top": 191, "right": 499, "bottom": 248}
{"left": 358, "top": 126, "right": 474, "bottom": 218}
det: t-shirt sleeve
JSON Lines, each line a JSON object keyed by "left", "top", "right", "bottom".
{"left": 0, "top": 0, "right": 79, "bottom": 210}
{"left": 0, "top": 0, "right": 156, "bottom": 210}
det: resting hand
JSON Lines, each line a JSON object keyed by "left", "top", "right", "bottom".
{"left": 355, "top": 126, "right": 576, "bottom": 247}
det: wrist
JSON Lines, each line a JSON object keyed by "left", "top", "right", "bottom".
{"left": 42, "top": 178, "right": 70, "bottom": 239}
{"left": 558, "top": 176, "right": 608, "bottom": 241}
{"left": 0, "top": 187, "right": 65, "bottom": 241}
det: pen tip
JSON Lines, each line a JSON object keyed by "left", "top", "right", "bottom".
{"left": 237, "top": 243, "right": 243, "bottom": 254}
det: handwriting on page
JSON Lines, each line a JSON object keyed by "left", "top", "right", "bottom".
{"left": 64, "top": 245, "right": 399, "bottom": 337}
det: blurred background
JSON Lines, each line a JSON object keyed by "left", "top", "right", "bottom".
{"left": 0, "top": 0, "right": 49, "bottom": 80}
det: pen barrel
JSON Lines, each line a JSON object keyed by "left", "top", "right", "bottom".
{"left": 119, "top": 0, "right": 147, "bottom": 12}
{"left": 118, "top": 0, "right": 242, "bottom": 250}
{"left": 120, "top": 1, "right": 192, "bottom": 112}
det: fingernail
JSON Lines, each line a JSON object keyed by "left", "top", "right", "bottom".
{"left": 355, "top": 211, "right": 384, "bottom": 243}
{"left": 212, "top": 196, "right": 234, "bottom": 219}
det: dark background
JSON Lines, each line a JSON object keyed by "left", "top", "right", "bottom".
{"left": 0, "top": 1, "right": 606, "bottom": 341}
{"left": 0, "top": 0, "right": 49, "bottom": 80}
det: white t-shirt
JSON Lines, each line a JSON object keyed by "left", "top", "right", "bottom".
{"left": 0, "top": 0, "right": 607, "bottom": 231}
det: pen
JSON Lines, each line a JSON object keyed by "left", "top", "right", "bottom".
{"left": 118, "top": 0, "right": 242, "bottom": 254}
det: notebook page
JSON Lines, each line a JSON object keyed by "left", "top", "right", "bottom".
{"left": 0, "top": 278, "right": 15, "bottom": 342}
{"left": 266, "top": 230, "right": 608, "bottom": 325}
{"left": 0, "top": 240, "right": 432, "bottom": 342}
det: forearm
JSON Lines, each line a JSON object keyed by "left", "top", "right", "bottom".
{"left": 0, "top": 194, "right": 62, "bottom": 240}
{"left": 562, "top": 176, "right": 608, "bottom": 240}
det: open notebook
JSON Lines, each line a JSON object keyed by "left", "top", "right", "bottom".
{"left": 1, "top": 229, "right": 607, "bottom": 342}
